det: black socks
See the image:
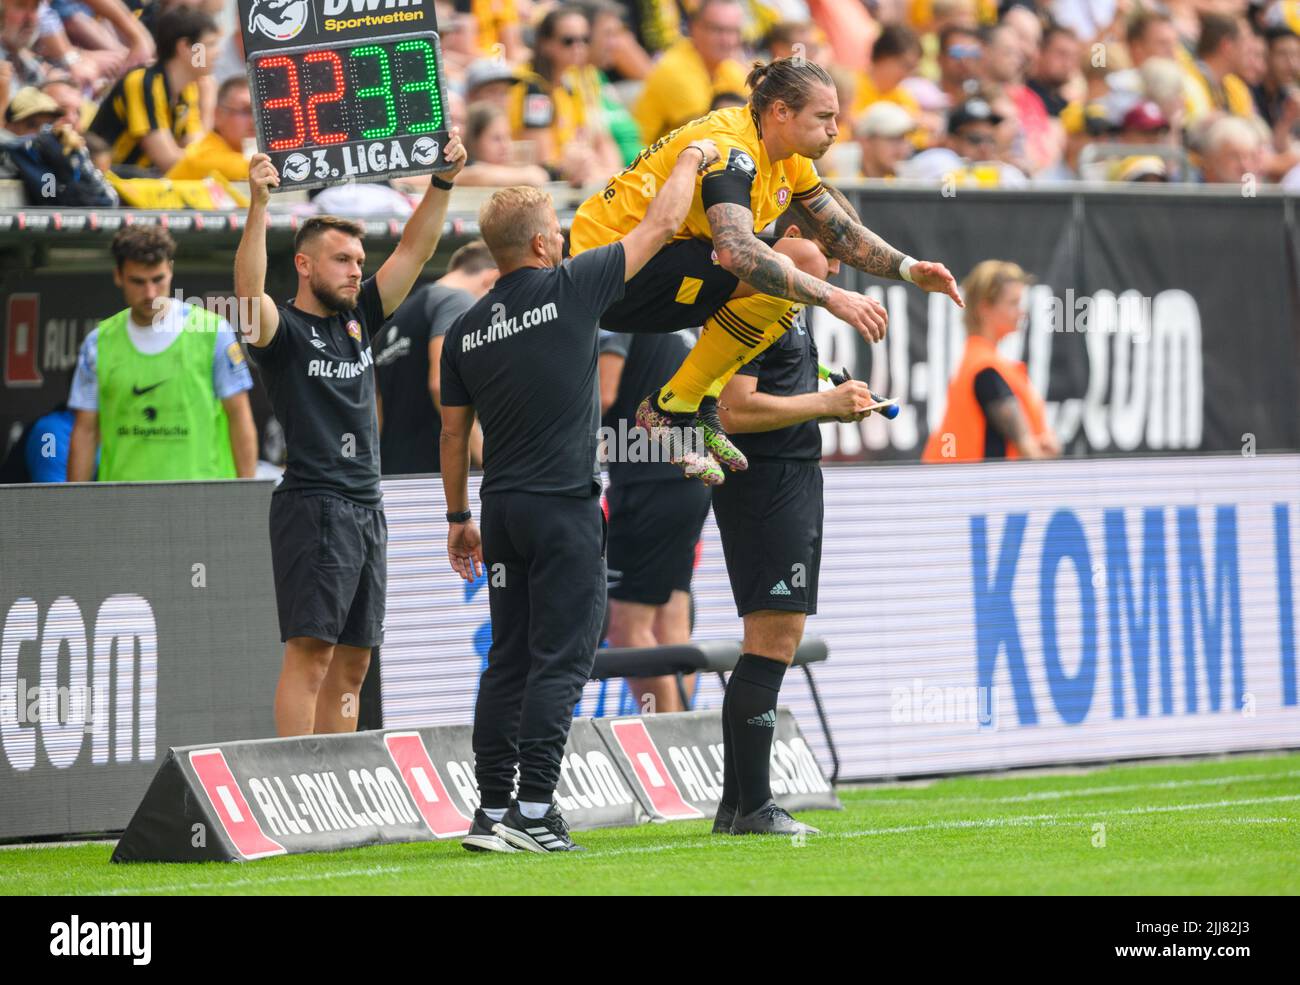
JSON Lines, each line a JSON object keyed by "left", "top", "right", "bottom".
{"left": 722, "top": 653, "right": 788, "bottom": 814}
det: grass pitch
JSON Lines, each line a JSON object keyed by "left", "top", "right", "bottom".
{"left": 4, "top": 752, "right": 1297, "bottom": 895}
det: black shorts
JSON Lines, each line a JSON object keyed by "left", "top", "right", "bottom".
{"left": 269, "top": 489, "right": 387, "bottom": 648}
{"left": 606, "top": 478, "right": 711, "bottom": 605}
{"left": 710, "top": 460, "right": 823, "bottom": 616}
{"left": 598, "top": 237, "right": 739, "bottom": 334}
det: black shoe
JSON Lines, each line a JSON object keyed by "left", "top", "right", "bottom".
{"left": 730, "top": 799, "right": 820, "bottom": 836}
{"left": 493, "top": 802, "right": 584, "bottom": 853}
{"left": 461, "top": 808, "right": 517, "bottom": 853}
{"left": 712, "top": 802, "right": 737, "bottom": 834}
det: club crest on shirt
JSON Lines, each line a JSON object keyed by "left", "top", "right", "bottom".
{"left": 346, "top": 319, "right": 362, "bottom": 342}
{"left": 776, "top": 187, "right": 790, "bottom": 206}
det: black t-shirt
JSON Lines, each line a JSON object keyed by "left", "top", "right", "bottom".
{"left": 974, "top": 365, "right": 1014, "bottom": 459}
{"left": 248, "top": 277, "right": 386, "bottom": 507}
{"left": 440, "top": 243, "right": 626, "bottom": 497}
{"left": 600, "top": 329, "right": 696, "bottom": 486}
{"left": 375, "top": 282, "right": 474, "bottom": 476}
{"left": 732, "top": 308, "right": 822, "bottom": 463}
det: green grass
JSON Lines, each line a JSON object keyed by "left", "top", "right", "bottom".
{"left": 4, "top": 752, "right": 1298, "bottom": 895}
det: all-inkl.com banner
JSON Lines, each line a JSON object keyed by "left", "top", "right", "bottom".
{"left": 381, "top": 456, "right": 1300, "bottom": 780}
{"left": 814, "top": 189, "right": 1300, "bottom": 462}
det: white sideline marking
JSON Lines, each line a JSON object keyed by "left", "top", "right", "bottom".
{"left": 60, "top": 794, "right": 1300, "bottom": 895}
{"left": 851, "top": 769, "right": 1300, "bottom": 805}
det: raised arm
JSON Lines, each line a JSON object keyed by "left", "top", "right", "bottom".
{"left": 233, "top": 154, "right": 281, "bottom": 348}
{"left": 375, "top": 130, "right": 467, "bottom": 317}
{"left": 617, "top": 140, "right": 719, "bottom": 281}
{"left": 785, "top": 189, "right": 963, "bottom": 305}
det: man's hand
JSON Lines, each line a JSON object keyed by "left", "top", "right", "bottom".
{"left": 448, "top": 521, "right": 484, "bottom": 582}
{"left": 822, "top": 378, "right": 877, "bottom": 421}
{"left": 440, "top": 127, "right": 467, "bottom": 181}
{"left": 684, "top": 138, "right": 720, "bottom": 172}
{"left": 827, "top": 288, "right": 888, "bottom": 343}
{"left": 908, "top": 260, "right": 964, "bottom": 307}
{"left": 248, "top": 153, "right": 279, "bottom": 207}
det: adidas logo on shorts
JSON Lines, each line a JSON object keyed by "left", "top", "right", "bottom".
{"left": 747, "top": 709, "right": 777, "bottom": 728}
{"left": 769, "top": 580, "right": 792, "bottom": 596}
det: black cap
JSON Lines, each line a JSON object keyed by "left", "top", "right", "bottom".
{"left": 948, "top": 98, "right": 1004, "bottom": 133}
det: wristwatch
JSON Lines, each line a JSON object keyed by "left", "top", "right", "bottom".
{"left": 446, "top": 509, "right": 472, "bottom": 524}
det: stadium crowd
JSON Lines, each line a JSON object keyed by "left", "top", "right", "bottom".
{"left": 1, "top": 0, "right": 1299, "bottom": 204}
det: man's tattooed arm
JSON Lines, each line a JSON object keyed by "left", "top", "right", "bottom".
{"left": 787, "top": 188, "right": 905, "bottom": 279}
{"left": 706, "top": 202, "right": 835, "bottom": 306}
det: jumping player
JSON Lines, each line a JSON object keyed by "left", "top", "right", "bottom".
{"left": 570, "top": 56, "right": 962, "bottom": 484}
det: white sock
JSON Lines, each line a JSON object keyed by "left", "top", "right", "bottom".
{"left": 519, "top": 800, "right": 550, "bottom": 819}
{"left": 482, "top": 807, "right": 506, "bottom": 822}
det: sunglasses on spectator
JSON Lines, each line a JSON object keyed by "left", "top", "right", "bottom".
{"left": 218, "top": 103, "right": 253, "bottom": 115}
{"left": 946, "top": 44, "right": 982, "bottom": 59}
{"left": 558, "top": 35, "right": 589, "bottom": 46}
{"left": 961, "top": 132, "right": 997, "bottom": 146}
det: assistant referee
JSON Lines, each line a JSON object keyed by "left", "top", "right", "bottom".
{"left": 235, "top": 135, "right": 466, "bottom": 737}
{"left": 440, "top": 139, "right": 719, "bottom": 854}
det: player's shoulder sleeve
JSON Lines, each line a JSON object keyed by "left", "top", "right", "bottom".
{"left": 701, "top": 120, "right": 760, "bottom": 212}
{"left": 430, "top": 288, "right": 474, "bottom": 339}
{"left": 67, "top": 328, "right": 101, "bottom": 412}
{"left": 599, "top": 330, "right": 631, "bottom": 359}
{"left": 565, "top": 241, "right": 627, "bottom": 319}
{"left": 790, "top": 154, "right": 824, "bottom": 200}
{"left": 973, "top": 366, "right": 1014, "bottom": 413}
{"left": 438, "top": 316, "right": 472, "bottom": 407}
{"left": 358, "top": 276, "right": 385, "bottom": 335}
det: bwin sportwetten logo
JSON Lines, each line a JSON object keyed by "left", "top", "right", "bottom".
{"left": 246, "top": 0, "right": 308, "bottom": 41}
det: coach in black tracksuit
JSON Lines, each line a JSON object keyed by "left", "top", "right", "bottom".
{"left": 437, "top": 137, "right": 719, "bottom": 854}
{"left": 709, "top": 194, "right": 880, "bottom": 836}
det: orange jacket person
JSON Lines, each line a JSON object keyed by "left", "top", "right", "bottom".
{"left": 922, "top": 260, "right": 1060, "bottom": 462}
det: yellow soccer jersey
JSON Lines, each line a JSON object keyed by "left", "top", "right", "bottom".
{"left": 570, "top": 106, "right": 824, "bottom": 254}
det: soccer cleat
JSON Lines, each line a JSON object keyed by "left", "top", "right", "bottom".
{"left": 694, "top": 396, "right": 748, "bottom": 472}
{"left": 461, "top": 808, "right": 517, "bottom": 853}
{"left": 712, "top": 802, "right": 737, "bottom": 835}
{"left": 730, "top": 799, "right": 821, "bottom": 836}
{"left": 635, "top": 389, "right": 725, "bottom": 486}
{"left": 493, "top": 802, "right": 584, "bottom": 853}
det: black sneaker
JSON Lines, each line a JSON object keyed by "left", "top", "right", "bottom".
{"left": 694, "top": 396, "right": 748, "bottom": 472}
{"left": 712, "top": 802, "right": 737, "bottom": 835}
{"left": 493, "top": 802, "right": 584, "bottom": 853}
{"left": 730, "top": 799, "right": 821, "bottom": 836}
{"left": 461, "top": 808, "right": 516, "bottom": 853}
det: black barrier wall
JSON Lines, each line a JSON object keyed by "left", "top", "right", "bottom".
{"left": 0, "top": 480, "right": 283, "bottom": 839}
{"left": 4, "top": 190, "right": 1299, "bottom": 466}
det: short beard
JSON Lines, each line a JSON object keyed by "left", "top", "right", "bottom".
{"left": 310, "top": 278, "right": 354, "bottom": 313}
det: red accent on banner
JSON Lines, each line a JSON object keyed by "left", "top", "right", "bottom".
{"left": 189, "top": 749, "right": 286, "bottom": 860}
{"left": 5, "top": 295, "right": 42, "bottom": 387}
{"left": 384, "top": 732, "right": 472, "bottom": 837}
{"left": 609, "top": 720, "right": 703, "bottom": 819}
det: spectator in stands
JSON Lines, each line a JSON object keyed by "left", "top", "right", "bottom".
{"left": 1253, "top": 26, "right": 1300, "bottom": 129}
{"left": 1027, "top": 23, "right": 1080, "bottom": 118}
{"left": 1, "top": 0, "right": 53, "bottom": 89}
{"left": 618, "top": 0, "right": 685, "bottom": 58}
{"left": 902, "top": 95, "right": 1029, "bottom": 184}
{"left": 87, "top": 5, "right": 215, "bottom": 175}
{"left": 1118, "top": 99, "right": 1173, "bottom": 146}
{"left": 463, "top": 57, "right": 517, "bottom": 109}
{"left": 765, "top": 19, "right": 829, "bottom": 65}
{"left": 376, "top": 240, "right": 497, "bottom": 476}
{"left": 856, "top": 100, "right": 916, "bottom": 177}
{"left": 922, "top": 260, "right": 1058, "bottom": 463}
{"left": 633, "top": 0, "right": 748, "bottom": 143}
{"left": 459, "top": 100, "right": 551, "bottom": 186}
{"left": 40, "top": 74, "right": 84, "bottom": 129}
{"left": 67, "top": 225, "right": 256, "bottom": 481}
{"left": 2, "top": 81, "right": 54, "bottom": 134}
{"left": 165, "top": 75, "right": 250, "bottom": 181}
{"left": 509, "top": 4, "right": 621, "bottom": 185}
{"left": 469, "top": 0, "right": 526, "bottom": 64}
{"left": 49, "top": 0, "right": 154, "bottom": 73}
{"left": 854, "top": 24, "right": 923, "bottom": 119}
{"left": 1001, "top": 4, "right": 1043, "bottom": 65}
{"left": 1125, "top": 8, "right": 1183, "bottom": 69}
{"left": 937, "top": 25, "right": 985, "bottom": 105}
{"left": 1186, "top": 14, "right": 1260, "bottom": 123}
{"left": 1198, "top": 112, "right": 1266, "bottom": 181}
{"left": 985, "top": 22, "right": 1060, "bottom": 173}
{"left": 585, "top": 0, "right": 652, "bottom": 82}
